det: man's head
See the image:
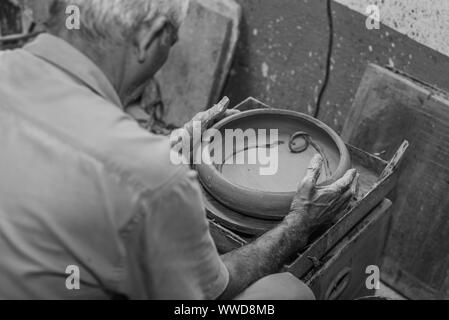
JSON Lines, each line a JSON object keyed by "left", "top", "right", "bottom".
{"left": 44, "top": 0, "right": 189, "bottom": 104}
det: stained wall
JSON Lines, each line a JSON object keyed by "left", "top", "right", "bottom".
{"left": 224, "top": 0, "right": 449, "bottom": 132}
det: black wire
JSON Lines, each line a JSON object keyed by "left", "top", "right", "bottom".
{"left": 314, "top": 0, "right": 334, "bottom": 119}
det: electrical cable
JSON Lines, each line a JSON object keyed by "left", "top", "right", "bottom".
{"left": 314, "top": 0, "right": 334, "bottom": 119}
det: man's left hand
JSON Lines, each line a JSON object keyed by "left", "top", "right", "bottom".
{"left": 171, "top": 97, "right": 239, "bottom": 149}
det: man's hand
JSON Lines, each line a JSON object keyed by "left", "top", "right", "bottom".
{"left": 289, "top": 154, "right": 359, "bottom": 235}
{"left": 170, "top": 96, "right": 239, "bottom": 149}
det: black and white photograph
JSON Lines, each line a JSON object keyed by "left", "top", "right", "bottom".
{"left": 0, "top": 0, "right": 448, "bottom": 307}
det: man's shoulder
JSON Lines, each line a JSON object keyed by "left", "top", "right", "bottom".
{"left": 98, "top": 122, "right": 190, "bottom": 193}
{"left": 0, "top": 45, "right": 187, "bottom": 193}
{"left": 52, "top": 98, "right": 190, "bottom": 193}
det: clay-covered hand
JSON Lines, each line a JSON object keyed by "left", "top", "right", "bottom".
{"left": 170, "top": 96, "right": 239, "bottom": 148}
{"left": 289, "top": 154, "right": 359, "bottom": 234}
{"left": 124, "top": 79, "right": 165, "bottom": 132}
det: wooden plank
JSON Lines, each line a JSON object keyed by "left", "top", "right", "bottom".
{"left": 341, "top": 64, "right": 449, "bottom": 300}
{"left": 381, "top": 257, "right": 439, "bottom": 300}
{"left": 305, "top": 199, "right": 392, "bottom": 300}
{"left": 341, "top": 64, "right": 430, "bottom": 159}
{"left": 205, "top": 98, "right": 403, "bottom": 271}
{"left": 156, "top": 0, "right": 241, "bottom": 127}
{"left": 0, "top": 0, "right": 23, "bottom": 37}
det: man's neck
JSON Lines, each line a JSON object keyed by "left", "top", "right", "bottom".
{"left": 52, "top": 30, "right": 128, "bottom": 101}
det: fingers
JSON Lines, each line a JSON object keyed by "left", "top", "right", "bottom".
{"left": 207, "top": 97, "right": 230, "bottom": 124}
{"left": 307, "top": 154, "right": 324, "bottom": 185}
{"left": 216, "top": 96, "right": 231, "bottom": 113}
{"left": 350, "top": 172, "right": 360, "bottom": 196}
{"left": 225, "top": 109, "right": 241, "bottom": 117}
{"left": 299, "top": 154, "right": 323, "bottom": 196}
{"left": 316, "top": 186, "right": 354, "bottom": 224}
{"left": 328, "top": 169, "right": 358, "bottom": 194}
{"left": 327, "top": 188, "right": 354, "bottom": 222}
{"left": 191, "top": 97, "right": 231, "bottom": 131}
{"left": 332, "top": 188, "right": 354, "bottom": 212}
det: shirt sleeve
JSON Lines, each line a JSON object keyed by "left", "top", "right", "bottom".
{"left": 121, "top": 169, "right": 229, "bottom": 300}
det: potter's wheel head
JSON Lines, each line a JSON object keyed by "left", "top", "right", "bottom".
{"left": 196, "top": 109, "right": 351, "bottom": 220}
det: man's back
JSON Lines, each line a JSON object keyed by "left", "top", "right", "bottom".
{"left": 0, "top": 34, "right": 228, "bottom": 299}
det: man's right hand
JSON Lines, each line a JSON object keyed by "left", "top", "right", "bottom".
{"left": 220, "top": 154, "right": 358, "bottom": 300}
{"left": 289, "top": 154, "right": 359, "bottom": 237}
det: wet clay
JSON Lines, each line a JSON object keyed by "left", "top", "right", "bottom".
{"left": 220, "top": 132, "right": 337, "bottom": 193}
{"left": 196, "top": 109, "right": 351, "bottom": 219}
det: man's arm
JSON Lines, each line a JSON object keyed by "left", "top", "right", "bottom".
{"left": 219, "top": 155, "right": 358, "bottom": 299}
{"left": 174, "top": 99, "right": 357, "bottom": 299}
{"left": 219, "top": 210, "right": 311, "bottom": 299}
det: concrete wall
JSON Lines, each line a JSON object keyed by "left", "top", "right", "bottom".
{"left": 224, "top": 0, "right": 449, "bottom": 133}
{"left": 336, "top": 0, "right": 449, "bottom": 58}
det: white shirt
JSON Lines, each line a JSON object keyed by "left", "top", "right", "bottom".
{"left": 0, "top": 34, "right": 228, "bottom": 299}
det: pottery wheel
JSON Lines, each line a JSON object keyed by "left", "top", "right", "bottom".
{"left": 203, "top": 189, "right": 278, "bottom": 236}
{"left": 197, "top": 109, "right": 351, "bottom": 222}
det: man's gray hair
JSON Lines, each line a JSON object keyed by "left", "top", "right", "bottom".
{"left": 46, "top": 0, "right": 189, "bottom": 42}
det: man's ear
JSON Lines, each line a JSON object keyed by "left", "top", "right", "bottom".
{"left": 136, "top": 16, "right": 168, "bottom": 63}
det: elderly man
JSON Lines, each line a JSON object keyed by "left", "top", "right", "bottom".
{"left": 0, "top": 0, "right": 357, "bottom": 299}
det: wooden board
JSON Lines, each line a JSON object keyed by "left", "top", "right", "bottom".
{"left": 305, "top": 199, "right": 392, "bottom": 300}
{"left": 210, "top": 198, "right": 394, "bottom": 299}
{"left": 156, "top": 0, "right": 241, "bottom": 127}
{"left": 341, "top": 64, "right": 449, "bottom": 300}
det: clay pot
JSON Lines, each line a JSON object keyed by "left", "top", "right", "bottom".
{"left": 196, "top": 109, "right": 351, "bottom": 220}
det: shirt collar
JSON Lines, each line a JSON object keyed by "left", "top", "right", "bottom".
{"left": 24, "top": 33, "right": 123, "bottom": 109}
